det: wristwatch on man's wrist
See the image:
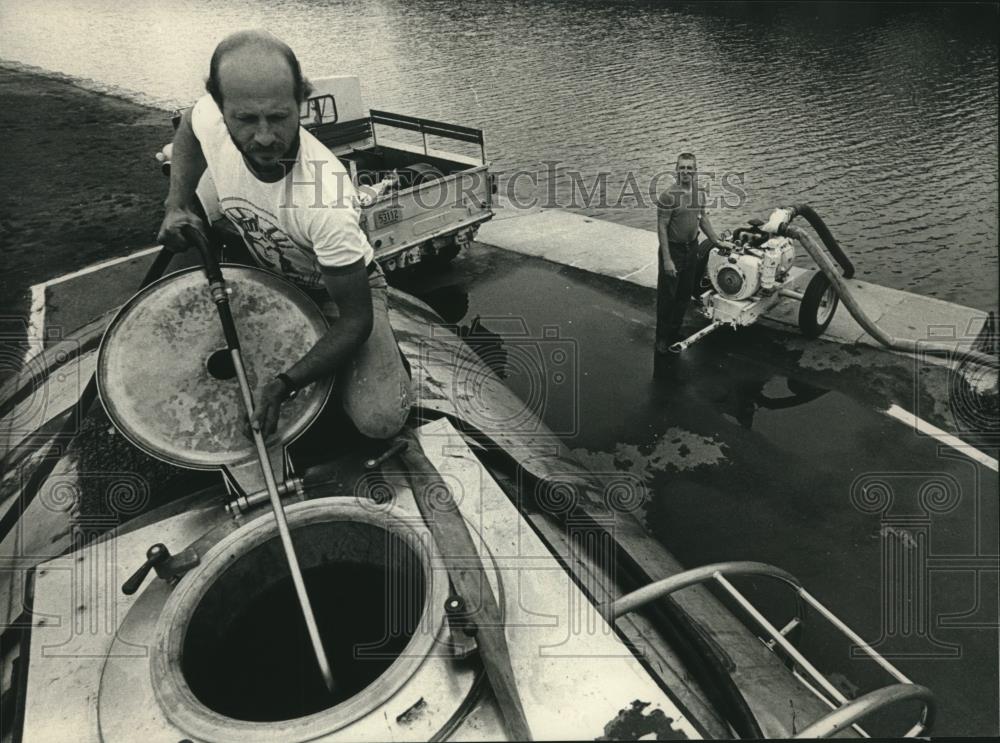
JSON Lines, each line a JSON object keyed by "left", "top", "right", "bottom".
{"left": 275, "top": 373, "right": 299, "bottom": 400}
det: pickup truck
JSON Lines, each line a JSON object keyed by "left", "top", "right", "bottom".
{"left": 160, "top": 75, "right": 495, "bottom": 273}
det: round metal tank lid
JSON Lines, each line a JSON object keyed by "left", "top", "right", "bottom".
{"left": 97, "top": 265, "right": 332, "bottom": 470}
{"left": 150, "top": 499, "right": 450, "bottom": 742}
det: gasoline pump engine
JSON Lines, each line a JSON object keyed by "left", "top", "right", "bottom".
{"left": 668, "top": 203, "right": 998, "bottom": 431}
{"left": 670, "top": 215, "right": 842, "bottom": 352}
{"left": 706, "top": 222, "right": 796, "bottom": 301}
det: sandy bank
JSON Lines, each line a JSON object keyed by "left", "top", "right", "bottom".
{"left": 0, "top": 65, "right": 173, "bottom": 378}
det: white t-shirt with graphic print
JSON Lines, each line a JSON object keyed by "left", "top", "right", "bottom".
{"left": 191, "top": 94, "right": 373, "bottom": 289}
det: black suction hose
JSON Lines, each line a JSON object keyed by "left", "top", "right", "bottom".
{"left": 789, "top": 204, "right": 855, "bottom": 278}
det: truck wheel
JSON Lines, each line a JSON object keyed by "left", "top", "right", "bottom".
{"left": 798, "top": 272, "right": 840, "bottom": 337}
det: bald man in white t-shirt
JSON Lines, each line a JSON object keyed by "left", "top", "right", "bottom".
{"left": 157, "top": 30, "right": 411, "bottom": 440}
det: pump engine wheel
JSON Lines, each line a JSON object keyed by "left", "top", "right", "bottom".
{"left": 798, "top": 272, "right": 840, "bottom": 337}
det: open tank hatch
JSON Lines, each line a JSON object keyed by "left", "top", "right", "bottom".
{"left": 182, "top": 521, "right": 425, "bottom": 721}
{"left": 151, "top": 500, "right": 449, "bottom": 742}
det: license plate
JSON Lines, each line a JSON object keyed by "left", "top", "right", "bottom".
{"left": 374, "top": 208, "right": 402, "bottom": 229}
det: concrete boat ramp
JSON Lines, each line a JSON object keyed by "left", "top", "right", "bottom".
{"left": 475, "top": 206, "right": 996, "bottom": 462}
{"left": 21, "top": 205, "right": 997, "bottom": 474}
{"left": 27, "top": 207, "right": 994, "bottom": 368}
{"left": 477, "top": 206, "right": 993, "bottom": 364}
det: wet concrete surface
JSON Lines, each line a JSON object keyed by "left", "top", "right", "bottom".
{"left": 391, "top": 243, "right": 999, "bottom": 738}
{"left": 19, "top": 239, "right": 999, "bottom": 736}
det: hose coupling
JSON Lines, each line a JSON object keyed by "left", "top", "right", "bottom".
{"left": 762, "top": 207, "right": 794, "bottom": 235}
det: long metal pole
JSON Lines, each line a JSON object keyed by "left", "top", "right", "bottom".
{"left": 179, "top": 225, "right": 334, "bottom": 693}
{"left": 230, "top": 348, "right": 335, "bottom": 693}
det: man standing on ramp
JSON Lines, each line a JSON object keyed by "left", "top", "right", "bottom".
{"left": 655, "top": 152, "right": 725, "bottom": 354}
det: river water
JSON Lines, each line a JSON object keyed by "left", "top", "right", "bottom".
{"left": 1, "top": 0, "right": 997, "bottom": 313}
{"left": 1, "top": 0, "right": 998, "bottom": 737}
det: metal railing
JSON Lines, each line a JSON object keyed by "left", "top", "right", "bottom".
{"left": 607, "top": 561, "right": 935, "bottom": 738}
{"left": 370, "top": 109, "right": 487, "bottom": 164}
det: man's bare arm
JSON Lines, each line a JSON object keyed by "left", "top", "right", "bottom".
{"left": 251, "top": 261, "right": 375, "bottom": 437}
{"left": 700, "top": 212, "right": 724, "bottom": 246}
{"left": 288, "top": 263, "right": 374, "bottom": 386}
{"left": 156, "top": 108, "right": 208, "bottom": 251}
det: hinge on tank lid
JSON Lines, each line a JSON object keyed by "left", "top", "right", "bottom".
{"left": 223, "top": 446, "right": 305, "bottom": 516}
{"left": 225, "top": 476, "right": 305, "bottom": 516}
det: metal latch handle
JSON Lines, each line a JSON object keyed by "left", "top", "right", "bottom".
{"left": 121, "top": 543, "right": 169, "bottom": 595}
